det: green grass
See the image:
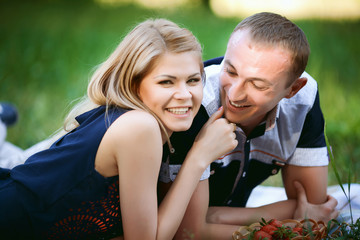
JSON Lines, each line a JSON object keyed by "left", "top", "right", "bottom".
{"left": 1, "top": 0, "right": 359, "bottom": 185}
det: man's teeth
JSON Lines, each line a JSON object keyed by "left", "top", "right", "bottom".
{"left": 230, "top": 101, "right": 247, "bottom": 108}
{"left": 167, "top": 107, "right": 189, "bottom": 114}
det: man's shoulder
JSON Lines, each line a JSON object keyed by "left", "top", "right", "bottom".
{"left": 204, "top": 56, "right": 223, "bottom": 67}
{"left": 274, "top": 72, "right": 320, "bottom": 139}
{"left": 204, "top": 62, "right": 222, "bottom": 79}
{"left": 204, "top": 56, "right": 223, "bottom": 78}
{"left": 201, "top": 71, "right": 221, "bottom": 117}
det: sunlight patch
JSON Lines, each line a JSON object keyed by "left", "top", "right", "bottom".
{"left": 210, "top": 0, "right": 360, "bottom": 20}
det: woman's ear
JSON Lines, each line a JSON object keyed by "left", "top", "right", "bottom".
{"left": 285, "top": 77, "right": 307, "bottom": 99}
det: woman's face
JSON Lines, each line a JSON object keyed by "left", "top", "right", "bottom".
{"left": 139, "top": 52, "right": 203, "bottom": 136}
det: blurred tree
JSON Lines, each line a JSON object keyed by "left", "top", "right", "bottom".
{"left": 201, "top": 0, "right": 210, "bottom": 8}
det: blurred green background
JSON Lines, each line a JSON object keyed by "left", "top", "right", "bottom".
{"left": 1, "top": 0, "right": 359, "bottom": 185}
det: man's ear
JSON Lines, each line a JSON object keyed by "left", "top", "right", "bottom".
{"left": 285, "top": 77, "right": 307, "bottom": 99}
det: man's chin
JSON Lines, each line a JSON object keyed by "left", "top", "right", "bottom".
{"left": 224, "top": 111, "right": 243, "bottom": 125}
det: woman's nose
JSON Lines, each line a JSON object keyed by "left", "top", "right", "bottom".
{"left": 174, "top": 84, "right": 192, "bottom": 99}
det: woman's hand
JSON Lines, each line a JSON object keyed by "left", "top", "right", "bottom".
{"left": 293, "top": 181, "right": 339, "bottom": 222}
{"left": 190, "top": 107, "right": 238, "bottom": 167}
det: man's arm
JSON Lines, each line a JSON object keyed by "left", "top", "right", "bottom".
{"left": 206, "top": 200, "right": 296, "bottom": 226}
{"left": 206, "top": 176, "right": 338, "bottom": 226}
{"left": 281, "top": 83, "right": 337, "bottom": 213}
{"left": 173, "top": 178, "right": 337, "bottom": 239}
{"left": 282, "top": 165, "right": 339, "bottom": 221}
{"left": 282, "top": 165, "right": 328, "bottom": 204}
{"left": 285, "top": 87, "right": 328, "bottom": 202}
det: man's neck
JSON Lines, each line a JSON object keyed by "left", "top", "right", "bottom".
{"left": 240, "top": 114, "right": 268, "bottom": 137}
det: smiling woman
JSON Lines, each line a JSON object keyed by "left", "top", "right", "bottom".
{"left": 0, "top": 18, "right": 238, "bottom": 239}
{"left": 138, "top": 52, "right": 203, "bottom": 135}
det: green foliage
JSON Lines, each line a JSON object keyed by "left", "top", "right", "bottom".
{"left": 323, "top": 218, "right": 360, "bottom": 239}
{"left": 299, "top": 19, "right": 360, "bottom": 185}
{"left": 0, "top": 1, "right": 359, "bottom": 185}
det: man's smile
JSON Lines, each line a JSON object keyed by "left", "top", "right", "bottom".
{"left": 229, "top": 100, "right": 250, "bottom": 108}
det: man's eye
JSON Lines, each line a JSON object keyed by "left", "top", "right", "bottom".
{"left": 252, "top": 82, "right": 268, "bottom": 90}
{"left": 225, "top": 67, "right": 237, "bottom": 76}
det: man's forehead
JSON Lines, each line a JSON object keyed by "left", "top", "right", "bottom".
{"left": 228, "top": 29, "right": 250, "bottom": 48}
{"left": 228, "top": 29, "right": 286, "bottom": 53}
{"left": 223, "top": 45, "right": 293, "bottom": 86}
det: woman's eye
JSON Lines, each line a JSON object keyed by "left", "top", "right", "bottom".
{"left": 158, "top": 80, "right": 173, "bottom": 85}
{"left": 187, "top": 78, "right": 201, "bottom": 84}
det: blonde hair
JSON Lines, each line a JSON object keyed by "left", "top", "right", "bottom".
{"left": 63, "top": 19, "right": 203, "bottom": 147}
{"left": 233, "top": 12, "right": 310, "bottom": 83}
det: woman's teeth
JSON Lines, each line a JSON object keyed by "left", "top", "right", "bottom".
{"left": 167, "top": 107, "right": 189, "bottom": 114}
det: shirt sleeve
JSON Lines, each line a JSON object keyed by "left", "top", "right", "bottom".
{"left": 288, "top": 91, "right": 329, "bottom": 166}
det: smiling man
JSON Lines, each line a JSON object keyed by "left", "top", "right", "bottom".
{"left": 203, "top": 12, "right": 330, "bottom": 210}
{"left": 165, "top": 12, "right": 339, "bottom": 238}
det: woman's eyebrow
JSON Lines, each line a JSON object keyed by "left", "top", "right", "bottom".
{"left": 155, "top": 72, "right": 201, "bottom": 79}
{"left": 187, "top": 73, "right": 201, "bottom": 78}
{"left": 154, "top": 74, "right": 177, "bottom": 79}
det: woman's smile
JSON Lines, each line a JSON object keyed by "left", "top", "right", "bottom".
{"left": 139, "top": 52, "right": 203, "bottom": 135}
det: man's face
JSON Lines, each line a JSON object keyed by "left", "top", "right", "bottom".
{"left": 220, "top": 29, "right": 294, "bottom": 134}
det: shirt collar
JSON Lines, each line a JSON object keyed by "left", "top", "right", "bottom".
{"left": 243, "top": 105, "right": 278, "bottom": 140}
{"left": 265, "top": 104, "right": 279, "bottom": 131}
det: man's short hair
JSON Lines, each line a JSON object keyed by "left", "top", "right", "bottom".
{"left": 233, "top": 12, "right": 310, "bottom": 81}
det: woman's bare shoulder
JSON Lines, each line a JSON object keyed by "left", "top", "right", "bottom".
{"left": 96, "top": 110, "right": 162, "bottom": 177}
{"left": 107, "top": 110, "right": 161, "bottom": 141}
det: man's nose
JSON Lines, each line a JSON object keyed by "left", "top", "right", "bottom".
{"left": 228, "top": 80, "right": 247, "bottom": 101}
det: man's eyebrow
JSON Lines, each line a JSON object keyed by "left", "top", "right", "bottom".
{"left": 224, "top": 59, "right": 272, "bottom": 85}
{"left": 250, "top": 77, "right": 273, "bottom": 85}
{"left": 224, "top": 59, "right": 236, "bottom": 70}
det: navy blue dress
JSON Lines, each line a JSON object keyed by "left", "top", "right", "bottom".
{"left": 0, "top": 106, "right": 127, "bottom": 239}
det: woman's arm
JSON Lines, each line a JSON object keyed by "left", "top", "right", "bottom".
{"left": 174, "top": 180, "right": 240, "bottom": 240}
{"left": 156, "top": 107, "right": 238, "bottom": 239}
{"left": 105, "top": 111, "right": 163, "bottom": 239}
{"left": 102, "top": 107, "right": 237, "bottom": 240}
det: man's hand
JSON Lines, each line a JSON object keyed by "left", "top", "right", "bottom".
{"left": 293, "top": 181, "right": 339, "bottom": 222}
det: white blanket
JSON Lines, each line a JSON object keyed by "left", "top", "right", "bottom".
{"left": 246, "top": 184, "right": 360, "bottom": 223}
